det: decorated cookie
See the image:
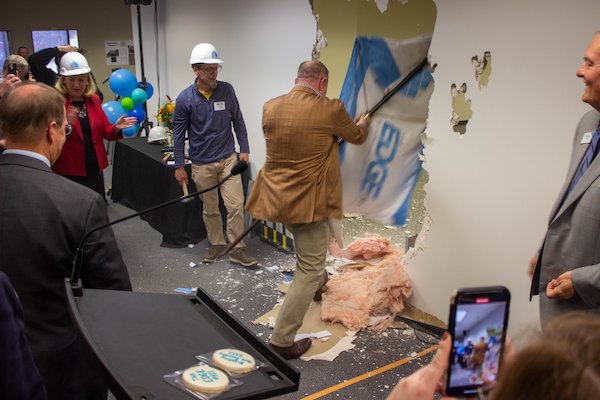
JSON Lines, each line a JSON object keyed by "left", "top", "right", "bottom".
{"left": 212, "top": 348, "right": 256, "bottom": 373}
{"left": 182, "top": 364, "right": 229, "bottom": 394}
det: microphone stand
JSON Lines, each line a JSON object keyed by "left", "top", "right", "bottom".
{"left": 135, "top": 4, "right": 151, "bottom": 138}
{"left": 68, "top": 162, "right": 247, "bottom": 296}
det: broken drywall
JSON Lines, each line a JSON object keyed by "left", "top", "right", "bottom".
{"left": 472, "top": 51, "right": 492, "bottom": 89}
{"left": 407, "top": 0, "right": 598, "bottom": 336}
{"left": 311, "top": 0, "right": 435, "bottom": 236}
{"left": 312, "top": 0, "right": 437, "bottom": 97}
{"left": 450, "top": 82, "right": 473, "bottom": 135}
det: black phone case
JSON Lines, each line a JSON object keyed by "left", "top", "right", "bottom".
{"left": 444, "top": 286, "right": 510, "bottom": 397}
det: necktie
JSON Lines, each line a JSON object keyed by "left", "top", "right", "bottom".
{"left": 567, "top": 122, "right": 600, "bottom": 195}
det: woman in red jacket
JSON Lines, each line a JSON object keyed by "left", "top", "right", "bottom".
{"left": 53, "top": 52, "right": 135, "bottom": 199}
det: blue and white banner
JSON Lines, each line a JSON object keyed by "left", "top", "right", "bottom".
{"left": 339, "top": 35, "right": 433, "bottom": 226}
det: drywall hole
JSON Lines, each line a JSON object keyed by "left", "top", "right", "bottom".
{"left": 450, "top": 82, "right": 472, "bottom": 135}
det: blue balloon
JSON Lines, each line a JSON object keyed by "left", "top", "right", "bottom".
{"left": 128, "top": 106, "right": 146, "bottom": 123}
{"left": 122, "top": 124, "right": 139, "bottom": 137}
{"left": 102, "top": 101, "right": 126, "bottom": 124}
{"left": 138, "top": 81, "right": 154, "bottom": 100}
{"left": 109, "top": 69, "right": 138, "bottom": 97}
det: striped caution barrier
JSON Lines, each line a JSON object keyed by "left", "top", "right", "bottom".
{"left": 259, "top": 221, "right": 294, "bottom": 254}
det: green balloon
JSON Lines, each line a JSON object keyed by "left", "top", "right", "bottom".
{"left": 121, "top": 97, "right": 134, "bottom": 111}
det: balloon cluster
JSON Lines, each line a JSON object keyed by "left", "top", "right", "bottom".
{"left": 102, "top": 69, "right": 154, "bottom": 137}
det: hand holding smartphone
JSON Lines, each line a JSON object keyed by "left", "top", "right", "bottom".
{"left": 444, "top": 286, "right": 510, "bottom": 397}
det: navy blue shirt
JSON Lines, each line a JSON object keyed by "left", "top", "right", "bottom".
{"left": 0, "top": 272, "right": 47, "bottom": 400}
{"left": 172, "top": 80, "right": 250, "bottom": 167}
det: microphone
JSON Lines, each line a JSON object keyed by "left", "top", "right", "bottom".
{"left": 229, "top": 159, "right": 248, "bottom": 176}
{"left": 68, "top": 159, "right": 249, "bottom": 295}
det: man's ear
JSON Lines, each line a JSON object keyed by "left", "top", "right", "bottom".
{"left": 320, "top": 76, "right": 328, "bottom": 94}
{"left": 46, "top": 121, "right": 60, "bottom": 145}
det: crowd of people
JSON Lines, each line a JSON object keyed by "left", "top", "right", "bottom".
{"left": 1, "top": 28, "right": 600, "bottom": 399}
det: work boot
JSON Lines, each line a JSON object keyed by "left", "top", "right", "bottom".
{"left": 269, "top": 338, "right": 312, "bottom": 360}
{"left": 229, "top": 248, "right": 258, "bottom": 267}
{"left": 313, "top": 271, "right": 329, "bottom": 302}
{"left": 202, "top": 245, "right": 224, "bottom": 263}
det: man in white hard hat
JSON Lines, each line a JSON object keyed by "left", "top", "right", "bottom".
{"left": 173, "top": 43, "right": 257, "bottom": 266}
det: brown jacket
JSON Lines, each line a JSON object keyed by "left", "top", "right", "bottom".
{"left": 246, "top": 86, "right": 367, "bottom": 224}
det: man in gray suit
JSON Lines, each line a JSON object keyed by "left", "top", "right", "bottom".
{"left": 530, "top": 32, "right": 600, "bottom": 322}
{"left": 0, "top": 82, "right": 132, "bottom": 399}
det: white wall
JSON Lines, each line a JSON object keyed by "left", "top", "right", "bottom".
{"left": 410, "top": 0, "right": 599, "bottom": 335}
{"left": 138, "top": 0, "right": 600, "bottom": 336}
{"left": 134, "top": 0, "right": 315, "bottom": 173}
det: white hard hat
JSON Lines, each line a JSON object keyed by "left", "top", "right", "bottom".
{"left": 59, "top": 52, "right": 91, "bottom": 76}
{"left": 189, "top": 43, "right": 223, "bottom": 65}
{"left": 148, "top": 126, "right": 169, "bottom": 143}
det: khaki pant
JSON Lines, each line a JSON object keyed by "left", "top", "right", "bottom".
{"left": 270, "top": 219, "right": 330, "bottom": 347}
{"left": 191, "top": 153, "right": 245, "bottom": 248}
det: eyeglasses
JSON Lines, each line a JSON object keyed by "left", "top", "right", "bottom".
{"left": 199, "top": 65, "right": 222, "bottom": 74}
{"left": 65, "top": 124, "right": 73, "bottom": 136}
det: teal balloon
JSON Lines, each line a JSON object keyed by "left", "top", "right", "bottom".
{"left": 121, "top": 97, "right": 134, "bottom": 111}
{"left": 138, "top": 81, "right": 154, "bottom": 100}
{"left": 122, "top": 124, "right": 139, "bottom": 137}
{"left": 128, "top": 106, "right": 146, "bottom": 123}
{"left": 131, "top": 88, "right": 147, "bottom": 104}
{"left": 102, "top": 101, "right": 126, "bottom": 124}
{"left": 109, "top": 69, "right": 138, "bottom": 97}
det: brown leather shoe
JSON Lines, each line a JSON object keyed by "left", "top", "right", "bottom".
{"left": 229, "top": 247, "right": 258, "bottom": 267}
{"left": 269, "top": 338, "right": 312, "bottom": 360}
{"left": 202, "top": 245, "right": 225, "bottom": 263}
{"left": 313, "top": 271, "right": 329, "bottom": 301}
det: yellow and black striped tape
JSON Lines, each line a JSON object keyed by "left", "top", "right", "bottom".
{"left": 259, "top": 221, "right": 294, "bottom": 254}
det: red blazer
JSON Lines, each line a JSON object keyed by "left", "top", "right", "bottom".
{"left": 52, "top": 94, "right": 122, "bottom": 176}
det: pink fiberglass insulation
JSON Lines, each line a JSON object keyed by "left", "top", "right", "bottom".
{"left": 321, "top": 251, "right": 413, "bottom": 331}
{"left": 328, "top": 234, "right": 394, "bottom": 260}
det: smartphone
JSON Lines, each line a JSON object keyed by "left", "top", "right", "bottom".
{"left": 444, "top": 286, "right": 510, "bottom": 397}
{"left": 8, "top": 63, "right": 17, "bottom": 76}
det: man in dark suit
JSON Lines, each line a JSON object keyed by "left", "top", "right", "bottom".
{"left": 530, "top": 32, "right": 600, "bottom": 322}
{"left": 0, "top": 81, "right": 132, "bottom": 399}
{"left": 245, "top": 60, "right": 369, "bottom": 359}
{"left": 0, "top": 271, "right": 47, "bottom": 400}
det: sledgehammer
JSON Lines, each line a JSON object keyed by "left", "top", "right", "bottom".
{"left": 217, "top": 219, "right": 262, "bottom": 257}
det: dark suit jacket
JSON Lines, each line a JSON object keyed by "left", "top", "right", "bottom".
{"left": 246, "top": 86, "right": 367, "bottom": 224}
{"left": 0, "top": 271, "right": 47, "bottom": 400}
{"left": 51, "top": 94, "right": 122, "bottom": 177}
{"left": 0, "top": 153, "right": 131, "bottom": 355}
{"left": 532, "top": 109, "right": 600, "bottom": 321}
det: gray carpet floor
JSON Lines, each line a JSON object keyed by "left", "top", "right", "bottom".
{"left": 105, "top": 194, "right": 440, "bottom": 400}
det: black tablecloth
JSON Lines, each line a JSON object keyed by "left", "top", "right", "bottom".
{"left": 111, "top": 137, "right": 206, "bottom": 247}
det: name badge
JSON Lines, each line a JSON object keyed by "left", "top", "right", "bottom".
{"left": 214, "top": 101, "right": 226, "bottom": 111}
{"left": 581, "top": 131, "right": 593, "bottom": 144}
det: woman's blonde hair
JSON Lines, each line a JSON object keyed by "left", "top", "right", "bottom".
{"left": 492, "top": 312, "right": 600, "bottom": 400}
{"left": 55, "top": 73, "right": 97, "bottom": 98}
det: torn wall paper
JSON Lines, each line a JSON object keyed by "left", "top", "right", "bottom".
{"left": 339, "top": 35, "right": 434, "bottom": 226}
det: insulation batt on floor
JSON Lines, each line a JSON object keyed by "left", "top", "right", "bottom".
{"left": 323, "top": 235, "right": 413, "bottom": 331}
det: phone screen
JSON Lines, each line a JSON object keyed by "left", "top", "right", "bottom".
{"left": 444, "top": 286, "right": 510, "bottom": 397}
{"left": 8, "top": 63, "right": 17, "bottom": 76}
